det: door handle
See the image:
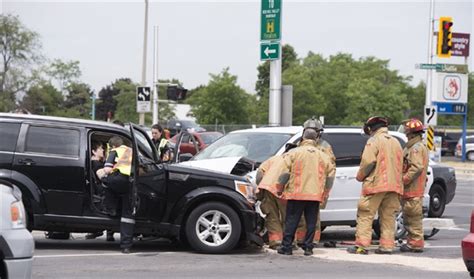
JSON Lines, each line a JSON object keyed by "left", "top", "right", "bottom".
{"left": 18, "top": 159, "right": 36, "bottom": 166}
{"left": 336, "top": 175, "right": 348, "bottom": 180}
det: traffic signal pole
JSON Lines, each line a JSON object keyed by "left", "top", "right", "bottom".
{"left": 425, "top": 0, "right": 435, "bottom": 107}
{"left": 152, "top": 26, "right": 159, "bottom": 125}
{"left": 139, "top": 0, "right": 149, "bottom": 126}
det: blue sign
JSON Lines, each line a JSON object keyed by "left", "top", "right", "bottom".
{"left": 434, "top": 102, "right": 467, "bottom": 114}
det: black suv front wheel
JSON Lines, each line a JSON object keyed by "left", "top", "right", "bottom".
{"left": 185, "top": 202, "right": 241, "bottom": 253}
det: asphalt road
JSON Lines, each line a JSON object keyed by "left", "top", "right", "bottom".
{"left": 31, "top": 177, "right": 473, "bottom": 279}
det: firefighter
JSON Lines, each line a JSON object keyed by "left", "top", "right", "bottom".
{"left": 400, "top": 118, "right": 429, "bottom": 253}
{"left": 98, "top": 136, "right": 135, "bottom": 254}
{"left": 276, "top": 128, "right": 336, "bottom": 256}
{"left": 347, "top": 116, "right": 403, "bottom": 255}
{"left": 301, "top": 117, "right": 336, "bottom": 244}
{"left": 256, "top": 143, "right": 303, "bottom": 249}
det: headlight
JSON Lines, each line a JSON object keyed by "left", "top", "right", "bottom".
{"left": 235, "top": 180, "right": 257, "bottom": 204}
{"left": 11, "top": 200, "right": 26, "bottom": 229}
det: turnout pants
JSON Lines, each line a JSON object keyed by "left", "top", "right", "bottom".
{"left": 103, "top": 172, "right": 135, "bottom": 249}
{"left": 281, "top": 200, "right": 320, "bottom": 251}
{"left": 402, "top": 197, "right": 424, "bottom": 250}
{"left": 260, "top": 190, "right": 307, "bottom": 248}
{"left": 355, "top": 192, "right": 400, "bottom": 251}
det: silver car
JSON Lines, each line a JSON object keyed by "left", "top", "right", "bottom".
{"left": 0, "top": 180, "right": 34, "bottom": 279}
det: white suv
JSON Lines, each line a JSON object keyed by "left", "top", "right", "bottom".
{"left": 0, "top": 180, "right": 34, "bottom": 279}
{"left": 455, "top": 135, "right": 474, "bottom": 161}
{"left": 182, "top": 127, "right": 434, "bottom": 237}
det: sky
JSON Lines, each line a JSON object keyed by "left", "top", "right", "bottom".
{"left": 2, "top": 0, "right": 473, "bottom": 95}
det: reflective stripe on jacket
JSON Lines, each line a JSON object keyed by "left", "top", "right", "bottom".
{"left": 112, "top": 145, "right": 132, "bottom": 176}
{"left": 402, "top": 136, "right": 429, "bottom": 198}
{"left": 281, "top": 140, "right": 336, "bottom": 201}
{"left": 356, "top": 127, "right": 403, "bottom": 195}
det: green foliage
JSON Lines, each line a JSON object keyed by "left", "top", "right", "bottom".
{"left": 0, "top": 14, "right": 41, "bottom": 111}
{"left": 46, "top": 59, "right": 81, "bottom": 92}
{"left": 20, "top": 82, "right": 63, "bottom": 115}
{"left": 188, "top": 68, "right": 254, "bottom": 125}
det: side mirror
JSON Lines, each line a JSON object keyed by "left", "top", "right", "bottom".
{"left": 179, "top": 153, "right": 193, "bottom": 162}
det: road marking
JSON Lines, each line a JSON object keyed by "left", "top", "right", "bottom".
{"left": 265, "top": 248, "right": 466, "bottom": 272}
{"left": 447, "top": 202, "right": 474, "bottom": 207}
{"left": 34, "top": 251, "right": 175, "bottom": 258}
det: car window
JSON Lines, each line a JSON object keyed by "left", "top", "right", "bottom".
{"left": 322, "top": 133, "right": 367, "bottom": 167}
{"left": 467, "top": 137, "right": 474, "bottom": 144}
{"left": 133, "top": 128, "right": 156, "bottom": 161}
{"left": 200, "top": 133, "right": 222, "bottom": 145}
{"left": 182, "top": 134, "right": 191, "bottom": 143}
{"left": 0, "top": 122, "right": 21, "bottom": 152}
{"left": 193, "top": 132, "right": 292, "bottom": 163}
{"left": 25, "top": 126, "right": 80, "bottom": 157}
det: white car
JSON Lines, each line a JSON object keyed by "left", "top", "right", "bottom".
{"left": 181, "top": 127, "right": 434, "bottom": 238}
{"left": 455, "top": 135, "right": 474, "bottom": 161}
{"left": 0, "top": 180, "right": 34, "bottom": 279}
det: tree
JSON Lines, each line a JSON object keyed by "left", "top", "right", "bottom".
{"left": 188, "top": 68, "right": 255, "bottom": 124}
{"left": 0, "top": 14, "right": 41, "bottom": 111}
{"left": 20, "top": 82, "right": 63, "bottom": 115}
{"left": 46, "top": 59, "right": 81, "bottom": 93}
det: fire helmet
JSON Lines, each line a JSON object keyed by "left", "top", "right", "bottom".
{"left": 363, "top": 116, "right": 389, "bottom": 135}
{"left": 403, "top": 118, "right": 424, "bottom": 135}
{"left": 303, "top": 117, "right": 324, "bottom": 132}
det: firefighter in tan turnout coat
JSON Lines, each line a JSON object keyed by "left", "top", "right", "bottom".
{"left": 400, "top": 118, "right": 429, "bottom": 253}
{"left": 347, "top": 116, "right": 403, "bottom": 255}
{"left": 276, "top": 128, "right": 336, "bottom": 256}
{"left": 256, "top": 143, "right": 305, "bottom": 249}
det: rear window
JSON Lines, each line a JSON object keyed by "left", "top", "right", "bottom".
{"left": 25, "top": 126, "right": 80, "bottom": 157}
{"left": 467, "top": 137, "right": 474, "bottom": 144}
{"left": 0, "top": 122, "right": 21, "bottom": 152}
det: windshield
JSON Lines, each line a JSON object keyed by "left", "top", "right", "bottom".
{"left": 200, "top": 133, "right": 223, "bottom": 145}
{"left": 193, "top": 132, "right": 293, "bottom": 163}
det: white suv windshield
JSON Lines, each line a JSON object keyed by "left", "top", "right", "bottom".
{"left": 192, "top": 132, "right": 293, "bottom": 163}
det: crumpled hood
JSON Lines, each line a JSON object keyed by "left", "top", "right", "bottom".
{"left": 179, "top": 156, "right": 257, "bottom": 176}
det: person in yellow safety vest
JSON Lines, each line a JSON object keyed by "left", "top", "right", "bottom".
{"left": 400, "top": 118, "right": 429, "bottom": 253}
{"left": 99, "top": 136, "right": 135, "bottom": 254}
{"left": 276, "top": 129, "right": 336, "bottom": 256}
{"left": 347, "top": 116, "right": 403, "bottom": 255}
{"left": 256, "top": 143, "right": 306, "bottom": 249}
{"left": 299, "top": 117, "right": 337, "bottom": 245}
{"left": 151, "top": 123, "right": 173, "bottom": 162}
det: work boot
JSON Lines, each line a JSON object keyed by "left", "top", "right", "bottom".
{"left": 303, "top": 248, "right": 313, "bottom": 256}
{"left": 277, "top": 247, "right": 293, "bottom": 255}
{"left": 106, "top": 231, "right": 115, "bottom": 242}
{"left": 121, "top": 248, "right": 131, "bottom": 254}
{"left": 400, "top": 244, "right": 423, "bottom": 253}
{"left": 347, "top": 246, "right": 368, "bottom": 255}
{"left": 374, "top": 248, "right": 392, "bottom": 255}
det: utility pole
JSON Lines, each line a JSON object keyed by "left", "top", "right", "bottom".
{"left": 139, "top": 0, "right": 149, "bottom": 125}
{"left": 152, "top": 26, "right": 159, "bottom": 125}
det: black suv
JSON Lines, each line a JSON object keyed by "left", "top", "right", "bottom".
{"left": 0, "top": 113, "right": 262, "bottom": 253}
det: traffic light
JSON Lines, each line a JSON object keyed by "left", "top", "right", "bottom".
{"left": 166, "top": 86, "right": 188, "bottom": 101}
{"left": 437, "top": 16, "right": 453, "bottom": 58}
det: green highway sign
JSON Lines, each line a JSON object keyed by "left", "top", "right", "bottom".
{"left": 261, "top": 0, "right": 281, "bottom": 41}
{"left": 260, "top": 42, "right": 280, "bottom": 61}
{"left": 416, "top": 63, "right": 468, "bottom": 73}
{"left": 416, "top": 63, "right": 443, "bottom": 70}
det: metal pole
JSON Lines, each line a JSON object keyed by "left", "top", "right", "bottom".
{"left": 462, "top": 111, "right": 468, "bottom": 162}
{"left": 425, "top": 0, "right": 435, "bottom": 107}
{"left": 139, "top": 0, "right": 149, "bottom": 125}
{"left": 268, "top": 44, "right": 282, "bottom": 126}
{"left": 91, "top": 93, "right": 95, "bottom": 120}
{"left": 152, "top": 26, "right": 159, "bottom": 125}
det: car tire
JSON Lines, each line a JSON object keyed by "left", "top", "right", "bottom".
{"left": 467, "top": 151, "right": 474, "bottom": 161}
{"left": 428, "top": 183, "right": 446, "bottom": 218}
{"left": 373, "top": 212, "right": 407, "bottom": 240}
{"left": 185, "top": 202, "right": 241, "bottom": 253}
